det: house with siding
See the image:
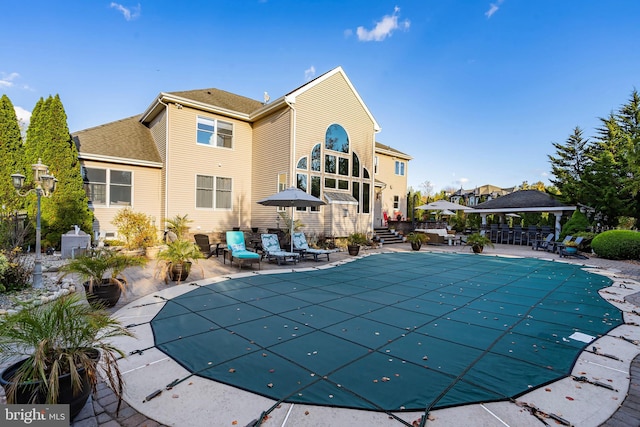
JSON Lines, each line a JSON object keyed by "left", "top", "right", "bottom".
{"left": 450, "top": 184, "right": 516, "bottom": 206}
{"left": 373, "top": 142, "right": 412, "bottom": 227}
{"left": 72, "top": 66, "right": 411, "bottom": 241}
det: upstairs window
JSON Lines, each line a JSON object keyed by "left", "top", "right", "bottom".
{"left": 197, "top": 116, "right": 233, "bottom": 148}
{"left": 395, "top": 161, "right": 405, "bottom": 176}
{"left": 325, "top": 124, "right": 349, "bottom": 153}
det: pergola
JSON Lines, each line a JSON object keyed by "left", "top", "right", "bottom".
{"left": 465, "top": 190, "right": 576, "bottom": 239}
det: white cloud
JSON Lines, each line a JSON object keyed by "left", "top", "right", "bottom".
{"left": 0, "top": 72, "right": 20, "bottom": 88}
{"left": 14, "top": 106, "right": 31, "bottom": 125}
{"left": 110, "top": 2, "right": 141, "bottom": 21}
{"left": 304, "top": 66, "right": 316, "bottom": 81}
{"left": 485, "top": 0, "right": 504, "bottom": 18}
{"left": 355, "top": 6, "right": 410, "bottom": 42}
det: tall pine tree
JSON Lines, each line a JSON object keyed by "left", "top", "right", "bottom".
{"left": 0, "top": 95, "right": 25, "bottom": 214}
{"left": 547, "top": 126, "right": 590, "bottom": 205}
{"left": 23, "top": 95, "right": 93, "bottom": 246}
{"left": 582, "top": 114, "right": 631, "bottom": 227}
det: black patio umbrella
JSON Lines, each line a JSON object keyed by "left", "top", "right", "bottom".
{"left": 257, "top": 187, "right": 325, "bottom": 252}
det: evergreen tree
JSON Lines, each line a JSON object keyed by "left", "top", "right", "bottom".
{"left": 581, "top": 114, "right": 629, "bottom": 227}
{"left": 0, "top": 95, "right": 25, "bottom": 214}
{"left": 548, "top": 126, "right": 590, "bottom": 205}
{"left": 616, "top": 90, "right": 640, "bottom": 222}
{"left": 23, "top": 95, "right": 93, "bottom": 246}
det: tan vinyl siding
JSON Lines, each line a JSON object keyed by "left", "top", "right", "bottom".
{"left": 377, "top": 153, "right": 409, "bottom": 219}
{"left": 294, "top": 72, "right": 376, "bottom": 237}
{"left": 251, "top": 106, "right": 292, "bottom": 231}
{"left": 164, "top": 105, "right": 253, "bottom": 233}
{"left": 148, "top": 109, "right": 167, "bottom": 223}
{"left": 80, "top": 159, "right": 162, "bottom": 238}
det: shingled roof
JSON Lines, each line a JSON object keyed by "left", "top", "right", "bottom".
{"left": 72, "top": 115, "right": 162, "bottom": 165}
{"left": 167, "top": 88, "right": 265, "bottom": 115}
{"left": 375, "top": 142, "right": 412, "bottom": 160}
{"left": 473, "top": 190, "right": 568, "bottom": 210}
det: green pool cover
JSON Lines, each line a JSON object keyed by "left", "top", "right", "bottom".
{"left": 150, "top": 252, "right": 621, "bottom": 413}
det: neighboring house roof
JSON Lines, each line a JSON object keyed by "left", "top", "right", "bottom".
{"left": 472, "top": 190, "right": 574, "bottom": 212}
{"left": 72, "top": 116, "right": 162, "bottom": 167}
{"left": 454, "top": 184, "right": 515, "bottom": 197}
{"left": 375, "top": 142, "right": 412, "bottom": 160}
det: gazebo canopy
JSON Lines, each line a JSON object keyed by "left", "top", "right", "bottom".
{"left": 466, "top": 190, "right": 575, "bottom": 215}
{"left": 466, "top": 190, "right": 576, "bottom": 238}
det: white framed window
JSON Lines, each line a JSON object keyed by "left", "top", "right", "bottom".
{"left": 196, "top": 174, "right": 232, "bottom": 210}
{"left": 395, "top": 160, "right": 405, "bottom": 176}
{"left": 82, "top": 167, "right": 132, "bottom": 207}
{"left": 196, "top": 116, "right": 233, "bottom": 148}
{"left": 393, "top": 195, "right": 399, "bottom": 209}
{"left": 374, "top": 156, "right": 379, "bottom": 174}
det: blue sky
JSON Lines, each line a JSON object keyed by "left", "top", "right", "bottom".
{"left": 2, "top": 1, "right": 639, "bottom": 194}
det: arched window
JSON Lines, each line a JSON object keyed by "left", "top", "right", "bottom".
{"left": 325, "top": 124, "right": 349, "bottom": 153}
{"left": 352, "top": 152, "right": 360, "bottom": 177}
{"left": 311, "top": 144, "right": 321, "bottom": 171}
{"left": 297, "top": 156, "right": 308, "bottom": 170}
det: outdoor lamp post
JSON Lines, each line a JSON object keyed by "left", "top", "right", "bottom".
{"left": 11, "top": 159, "right": 57, "bottom": 289}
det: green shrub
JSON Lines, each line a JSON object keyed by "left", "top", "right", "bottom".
{"left": 111, "top": 208, "right": 159, "bottom": 250}
{"left": 591, "top": 230, "right": 640, "bottom": 260}
{"left": 0, "top": 247, "right": 33, "bottom": 293}
{"left": 560, "top": 210, "right": 591, "bottom": 239}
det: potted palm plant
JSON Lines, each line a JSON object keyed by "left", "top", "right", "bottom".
{"left": 0, "top": 293, "right": 133, "bottom": 421}
{"left": 155, "top": 239, "right": 204, "bottom": 284}
{"left": 346, "top": 232, "right": 368, "bottom": 256}
{"left": 165, "top": 214, "right": 193, "bottom": 241}
{"left": 407, "top": 232, "right": 429, "bottom": 251}
{"left": 60, "top": 249, "right": 147, "bottom": 308}
{"left": 466, "top": 233, "right": 494, "bottom": 254}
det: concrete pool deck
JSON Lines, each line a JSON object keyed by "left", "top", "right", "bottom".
{"left": 71, "top": 243, "right": 640, "bottom": 427}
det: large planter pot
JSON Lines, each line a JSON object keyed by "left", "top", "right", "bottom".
{"left": 169, "top": 261, "right": 192, "bottom": 282}
{"left": 145, "top": 246, "right": 161, "bottom": 259}
{"left": 472, "top": 245, "right": 484, "bottom": 254}
{"left": 0, "top": 349, "right": 99, "bottom": 421}
{"left": 347, "top": 245, "right": 360, "bottom": 256}
{"left": 411, "top": 242, "right": 422, "bottom": 251}
{"left": 564, "top": 247, "right": 578, "bottom": 254}
{"left": 83, "top": 278, "right": 122, "bottom": 308}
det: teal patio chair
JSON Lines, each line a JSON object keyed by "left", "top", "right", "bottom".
{"left": 292, "top": 232, "right": 337, "bottom": 262}
{"left": 225, "top": 231, "right": 261, "bottom": 270}
{"left": 260, "top": 234, "right": 299, "bottom": 265}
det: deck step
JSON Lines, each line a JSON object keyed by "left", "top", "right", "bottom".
{"left": 373, "top": 228, "right": 404, "bottom": 244}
